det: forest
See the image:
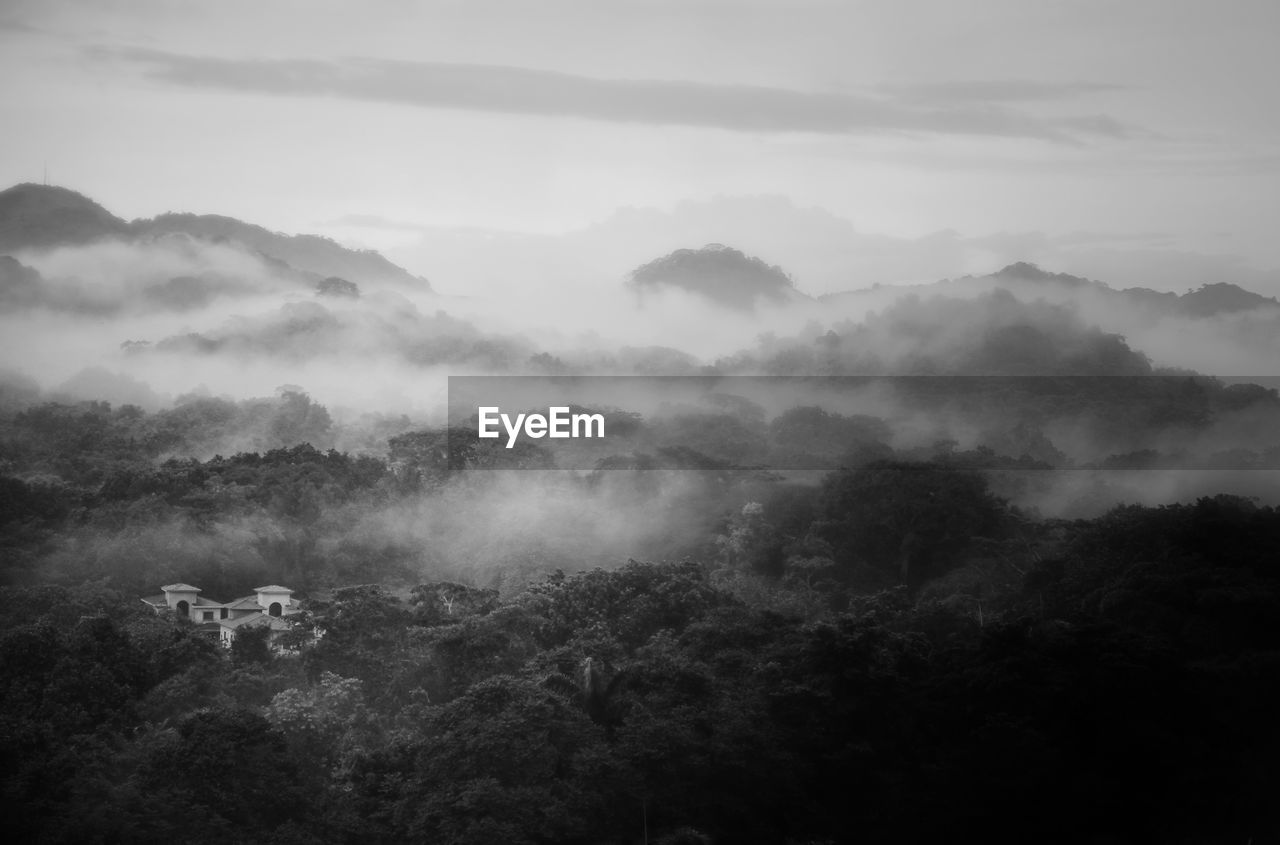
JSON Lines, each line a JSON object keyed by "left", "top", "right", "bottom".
{"left": 2, "top": 383, "right": 1279, "bottom": 844}
{"left": 3, "top": 182, "right": 1280, "bottom": 843}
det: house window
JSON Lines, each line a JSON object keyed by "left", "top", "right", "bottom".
{"left": 203, "top": 610, "right": 213, "bottom": 621}
{"left": 220, "top": 608, "right": 228, "bottom": 619}
{"left": 269, "top": 602, "right": 283, "bottom": 617}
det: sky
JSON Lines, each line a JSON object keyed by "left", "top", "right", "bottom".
{"left": 2, "top": 0, "right": 1279, "bottom": 294}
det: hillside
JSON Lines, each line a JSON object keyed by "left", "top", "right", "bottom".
{"left": 1176, "top": 281, "right": 1280, "bottom": 317}
{"left": 629, "top": 242, "right": 808, "bottom": 310}
{"left": 0, "top": 183, "right": 431, "bottom": 292}
{"left": 0, "top": 255, "right": 43, "bottom": 308}
{"left": 0, "top": 184, "right": 131, "bottom": 250}
{"left": 819, "top": 261, "right": 1280, "bottom": 320}
{"left": 135, "top": 213, "right": 429, "bottom": 290}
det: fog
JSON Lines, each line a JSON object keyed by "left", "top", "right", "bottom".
{"left": 378, "top": 195, "right": 1280, "bottom": 300}
{"left": 5, "top": 216, "right": 1277, "bottom": 402}
{"left": 3, "top": 203, "right": 1279, "bottom": 600}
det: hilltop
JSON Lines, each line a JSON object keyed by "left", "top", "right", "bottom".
{"left": 137, "top": 213, "right": 425, "bottom": 289}
{"left": 0, "top": 183, "right": 431, "bottom": 292}
{"left": 0, "top": 184, "right": 131, "bottom": 249}
{"left": 819, "top": 261, "right": 1280, "bottom": 321}
{"left": 628, "top": 243, "right": 810, "bottom": 310}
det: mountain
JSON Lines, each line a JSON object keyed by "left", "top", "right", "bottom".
{"left": 0, "top": 183, "right": 431, "bottom": 292}
{"left": 0, "top": 184, "right": 131, "bottom": 250}
{"left": 0, "top": 255, "right": 44, "bottom": 307}
{"left": 820, "top": 262, "right": 1280, "bottom": 321}
{"left": 1176, "top": 282, "right": 1280, "bottom": 317}
{"left": 991, "top": 261, "right": 1097, "bottom": 288}
{"left": 135, "top": 213, "right": 427, "bottom": 290}
{"left": 987, "top": 262, "right": 1280, "bottom": 317}
{"left": 628, "top": 243, "right": 811, "bottom": 310}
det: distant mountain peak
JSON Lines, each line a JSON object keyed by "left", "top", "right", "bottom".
{"left": 817, "top": 260, "right": 1280, "bottom": 327}
{"left": 1178, "top": 282, "right": 1279, "bottom": 317}
{"left": 136, "top": 212, "right": 429, "bottom": 290}
{"left": 0, "top": 183, "right": 131, "bottom": 250}
{"left": 0, "top": 183, "right": 431, "bottom": 292}
{"left": 0, "top": 182, "right": 106, "bottom": 209}
{"left": 993, "top": 262, "right": 1095, "bottom": 287}
{"left": 628, "top": 243, "right": 802, "bottom": 310}
{"left": 991, "top": 263, "right": 1277, "bottom": 316}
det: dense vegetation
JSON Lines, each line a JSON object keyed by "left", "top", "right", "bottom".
{"left": 630, "top": 243, "right": 799, "bottom": 310}
{"left": 3, "top": 503, "right": 1279, "bottom": 844}
{"left": 2, "top": 383, "right": 1280, "bottom": 843}
{"left": 5, "top": 181, "right": 1280, "bottom": 843}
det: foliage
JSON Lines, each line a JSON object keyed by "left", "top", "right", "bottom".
{"left": 629, "top": 243, "right": 795, "bottom": 310}
{"left": 818, "top": 460, "right": 1009, "bottom": 587}
{"left": 4, "top": 381, "right": 1280, "bottom": 842}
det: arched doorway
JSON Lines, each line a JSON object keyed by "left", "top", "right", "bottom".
{"left": 269, "top": 602, "right": 282, "bottom": 617}
{"left": 176, "top": 600, "right": 190, "bottom": 618}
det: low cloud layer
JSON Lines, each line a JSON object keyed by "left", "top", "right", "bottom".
{"left": 374, "top": 195, "right": 1280, "bottom": 302}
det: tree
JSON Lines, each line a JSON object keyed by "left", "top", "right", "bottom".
{"left": 628, "top": 244, "right": 795, "bottom": 310}
{"left": 315, "top": 276, "right": 360, "bottom": 298}
{"left": 388, "top": 428, "right": 453, "bottom": 490}
{"left": 267, "top": 671, "right": 373, "bottom": 779}
{"left": 377, "top": 675, "right": 617, "bottom": 844}
{"left": 714, "top": 502, "right": 784, "bottom": 577}
{"left": 231, "top": 625, "right": 271, "bottom": 666}
{"left": 411, "top": 581, "right": 500, "bottom": 626}
{"left": 138, "top": 708, "right": 310, "bottom": 835}
{"left": 266, "top": 390, "right": 333, "bottom": 448}
{"left": 819, "top": 461, "right": 1007, "bottom": 588}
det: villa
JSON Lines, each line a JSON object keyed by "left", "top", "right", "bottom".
{"left": 141, "top": 582, "right": 302, "bottom": 649}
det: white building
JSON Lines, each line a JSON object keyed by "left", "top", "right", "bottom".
{"left": 141, "top": 582, "right": 303, "bottom": 649}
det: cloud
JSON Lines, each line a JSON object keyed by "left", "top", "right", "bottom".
{"left": 1051, "top": 231, "right": 1176, "bottom": 248}
{"left": 379, "top": 193, "right": 1280, "bottom": 304}
{"left": 1051, "top": 113, "right": 1150, "bottom": 141}
{"left": 90, "top": 46, "right": 1137, "bottom": 143}
{"left": 0, "top": 15, "right": 42, "bottom": 34}
{"left": 320, "top": 214, "right": 435, "bottom": 234}
{"left": 878, "top": 80, "right": 1125, "bottom": 103}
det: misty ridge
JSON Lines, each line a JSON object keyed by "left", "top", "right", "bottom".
{"left": 5, "top": 181, "right": 1280, "bottom": 843}
{"left": 2, "top": 176, "right": 1280, "bottom": 599}
{"left": 11, "top": 0, "right": 1280, "bottom": 837}
{"left": 3, "top": 180, "right": 1279, "bottom": 439}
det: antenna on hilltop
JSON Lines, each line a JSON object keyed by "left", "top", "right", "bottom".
{"left": 43, "top": 162, "right": 47, "bottom": 186}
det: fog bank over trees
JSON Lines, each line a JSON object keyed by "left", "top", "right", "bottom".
{"left": 3, "top": 181, "right": 1279, "bottom": 843}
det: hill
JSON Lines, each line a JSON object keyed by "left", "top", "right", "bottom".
{"left": 0, "top": 255, "right": 44, "bottom": 308}
{"left": 1176, "top": 281, "right": 1280, "bottom": 317}
{"left": 628, "top": 243, "right": 807, "bottom": 310}
{"left": 0, "top": 184, "right": 131, "bottom": 250}
{"left": 135, "top": 213, "right": 428, "bottom": 290}
{"left": 0, "top": 183, "right": 431, "bottom": 292}
{"left": 819, "top": 262, "right": 1280, "bottom": 320}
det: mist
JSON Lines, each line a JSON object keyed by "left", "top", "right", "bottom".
{"left": 2, "top": 186, "right": 1279, "bottom": 607}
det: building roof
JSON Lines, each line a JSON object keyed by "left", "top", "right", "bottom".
{"left": 220, "top": 614, "right": 261, "bottom": 629}
{"left": 220, "top": 613, "right": 291, "bottom": 630}
{"left": 143, "top": 583, "right": 300, "bottom": 622}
